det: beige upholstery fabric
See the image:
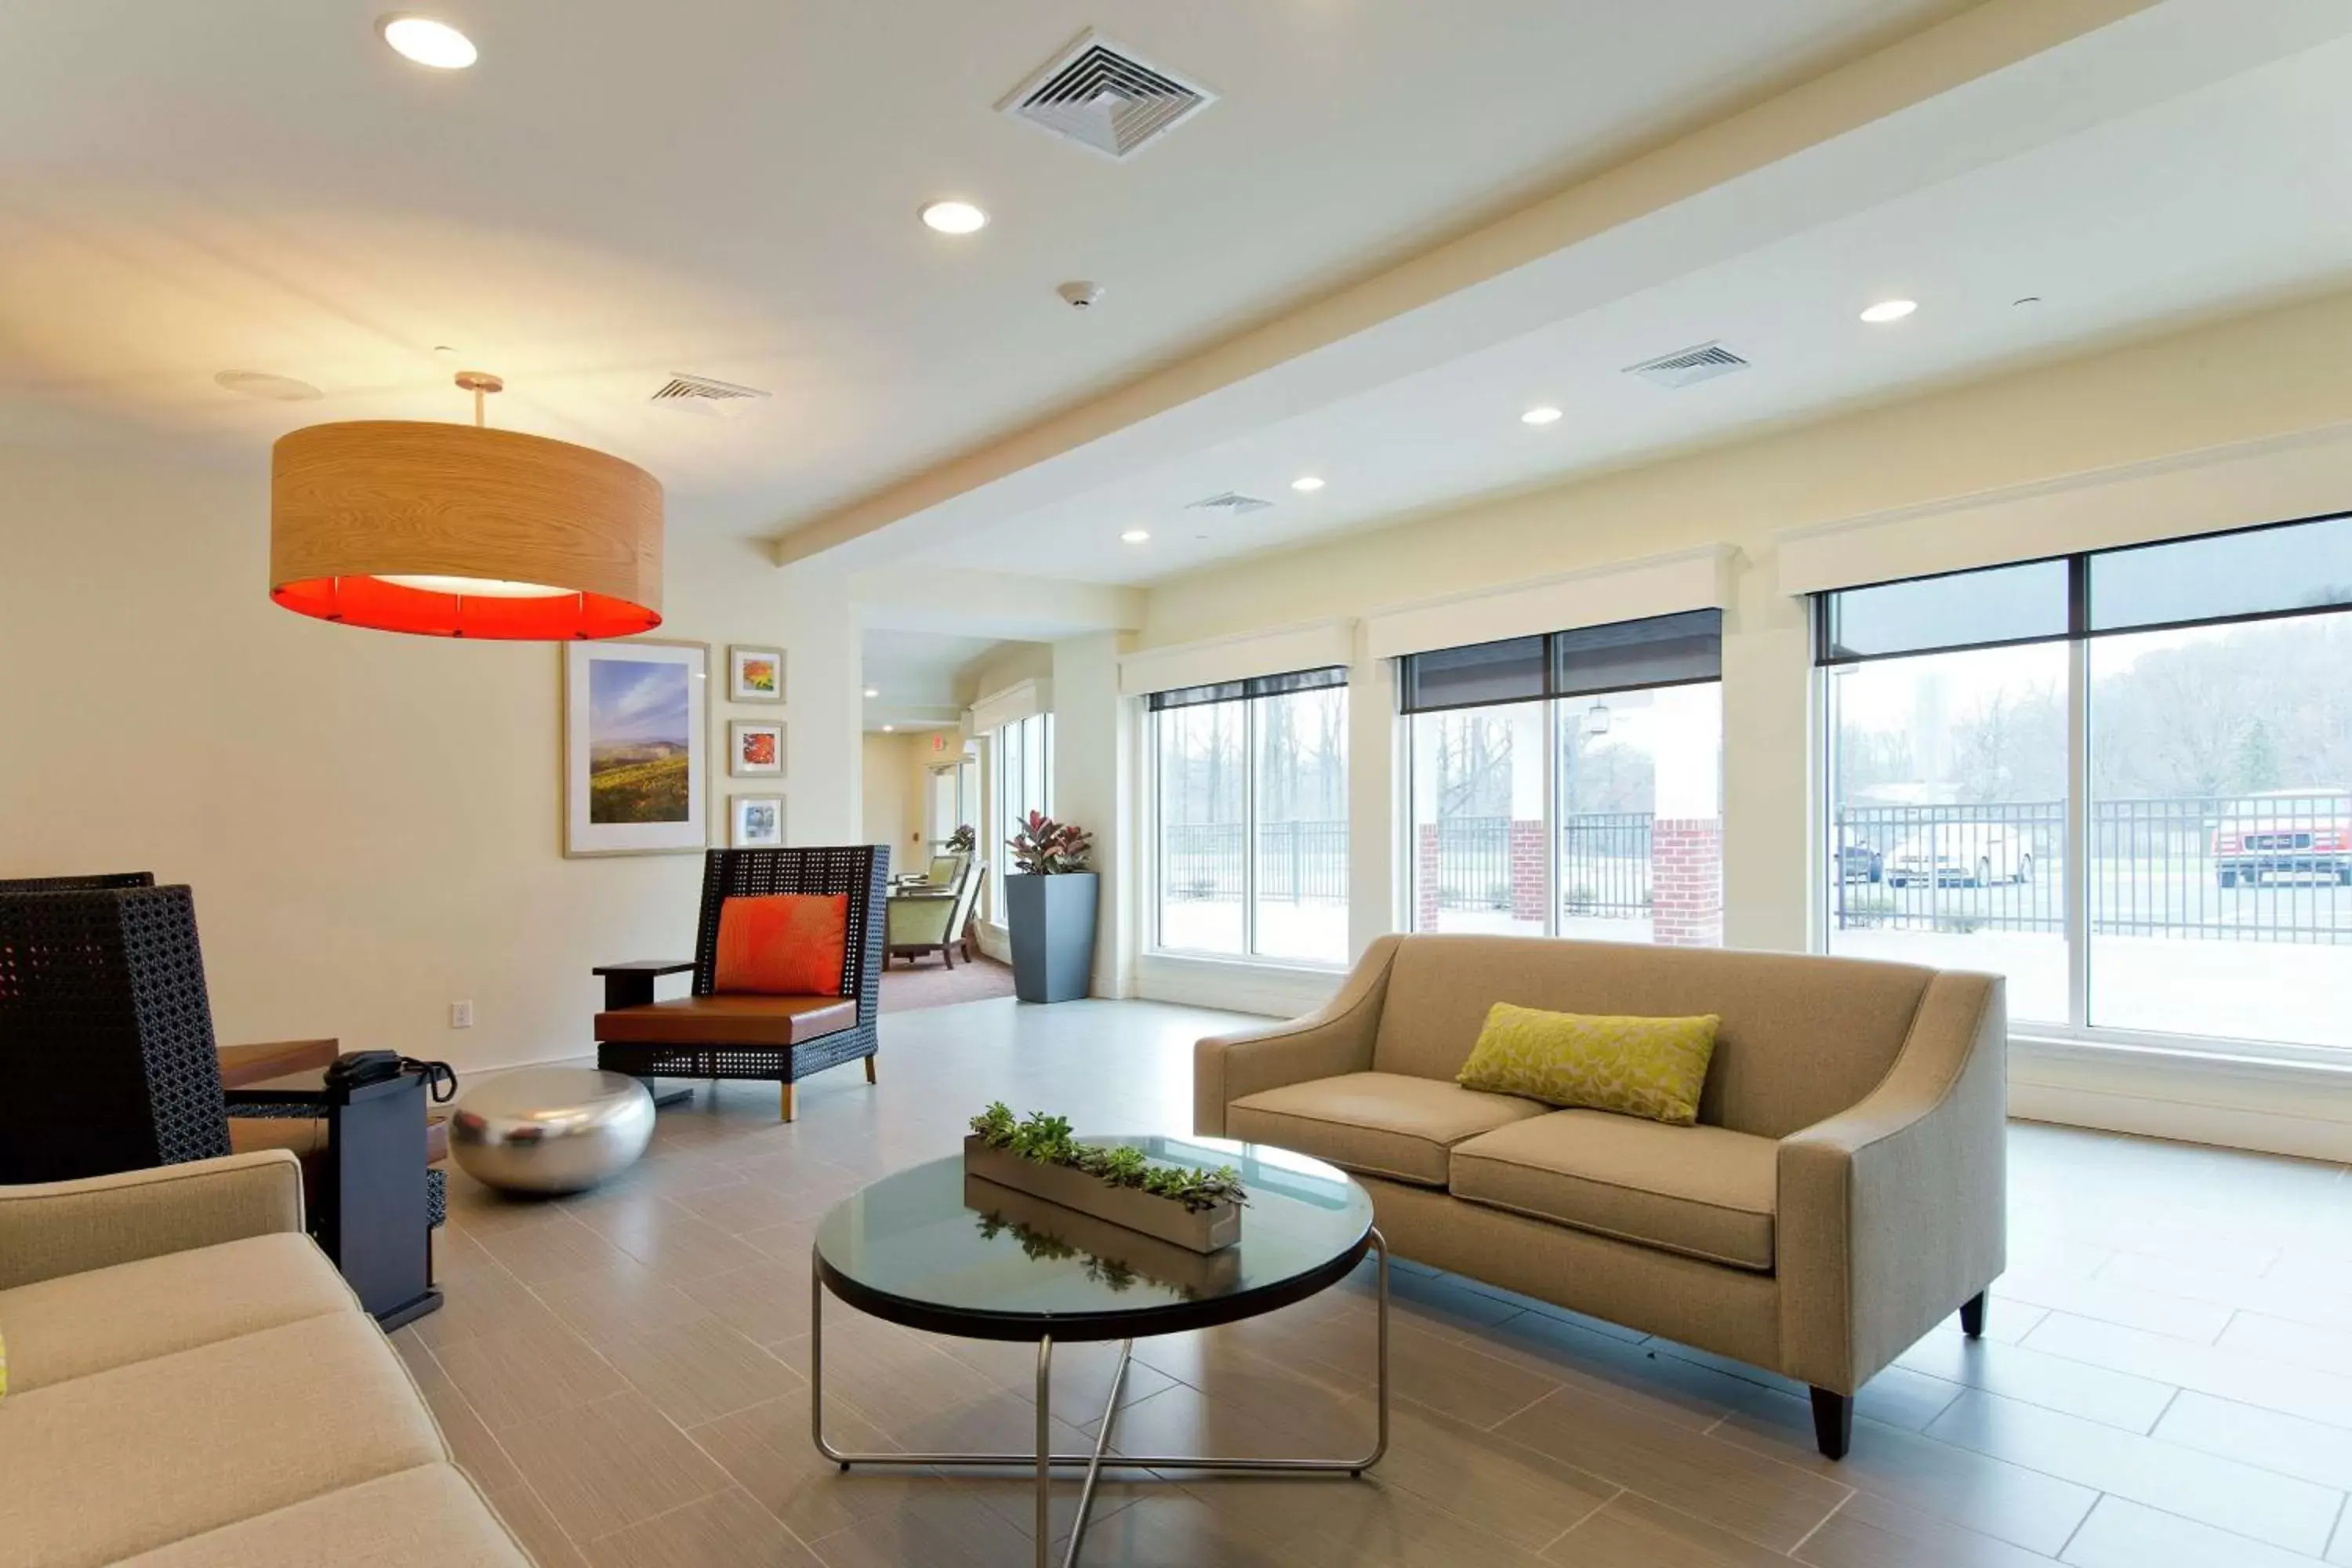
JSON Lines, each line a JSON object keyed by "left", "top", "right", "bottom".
{"left": 1194, "top": 936, "right": 1398, "bottom": 1136}
{"left": 0, "top": 1152, "right": 304, "bottom": 1292}
{"left": 0, "top": 1312, "right": 447, "bottom": 1566}
{"left": 1196, "top": 936, "right": 2009, "bottom": 1398}
{"left": 1229, "top": 1071, "right": 1548, "bottom": 1186}
{"left": 0, "top": 1233, "right": 354, "bottom": 1393}
{"left": 1778, "top": 970, "right": 2008, "bottom": 1392}
{"left": 111, "top": 1465, "right": 530, "bottom": 1568}
{"left": 1357, "top": 1174, "right": 1782, "bottom": 1369}
{"left": 1370, "top": 935, "right": 1936, "bottom": 1138}
{"left": 1450, "top": 1111, "right": 1778, "bottom": 1271}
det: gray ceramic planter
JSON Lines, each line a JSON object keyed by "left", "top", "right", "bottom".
{"left": 1004, "top": 870, "right": 1097, "bottom": 1003}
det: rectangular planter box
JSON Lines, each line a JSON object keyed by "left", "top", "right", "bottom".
{"left": 963, "top": 1174, "right": 1243, "bottom": 1298}
{"left": 1004, "top": 872, "right": 1098, "bottom": 1004}
{"left": 963, "top": 1135, "right": 1240, "bottom": 1254}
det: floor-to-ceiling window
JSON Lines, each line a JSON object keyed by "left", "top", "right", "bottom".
{"left": 1820, "top": 514, "right": 2352, "bottom": 1051}
{"left": 992, "top": 711, "right": 1052, "bottom": 913}
{"left": 1405, "top": 612, "right": 1723, "bottom": 944}
{"left": 1152, "top": 668, "right": 1348, "bottom": 964}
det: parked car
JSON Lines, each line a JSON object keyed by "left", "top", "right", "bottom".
{"left": 1831, "top": 829, "right": 1882, "bottom": 883}
{"left": 2212, "top": 790, "right": 2352, "bottom": 887}
{"left": 1886, "top": 823, "right": 2032, "bottom": 887}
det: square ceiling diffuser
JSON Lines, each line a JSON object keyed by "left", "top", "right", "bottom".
{"left": 999, "top": 33, "right": 1216, "bottom": 161}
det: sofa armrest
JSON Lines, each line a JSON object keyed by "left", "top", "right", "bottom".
{"left": 0, "top": 1150, "right": 307, "bottom": 1291}
{"left": 1776, "top": 971, "right": 2006, "bottom": 1393}
{"left": 1193, "top": 936, "right": 1399, "bottom": 1136}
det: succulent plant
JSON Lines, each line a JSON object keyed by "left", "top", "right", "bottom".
{"left": 969, "top": 1103, "right": 1247, "bottom": 1212}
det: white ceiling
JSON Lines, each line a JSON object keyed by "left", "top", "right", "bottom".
{"left": 858, "top": 629, "right": 1005, "bottom": 733}
{"left": 0, "top": 0, "right": 1964, "bottom": 534}
{"left": 907, "top": 20, "right": 2352, "bottom": 583}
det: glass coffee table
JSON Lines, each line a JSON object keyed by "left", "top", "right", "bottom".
{"left": 811, "top": 1134, "right": 1388, "bottom": 1568}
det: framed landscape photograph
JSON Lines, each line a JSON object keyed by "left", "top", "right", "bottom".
{"left": 728, "top": 644, "right": 785, "bottom": 703}
{"left": 730, "top": 793, "right": 784, "bottom": 848}
{"left": 730, "top": 719, "right": 784, "bottom": 777}
{"left": 563, "top": 641, "right": 709, "bottom": 857}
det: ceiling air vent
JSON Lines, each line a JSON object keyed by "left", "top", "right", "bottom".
{"left": 649, "top": 373, "right": 770, "bottom": 417}
{"left": 1186, "top": 491, "right": 1273, "bottom": 517}
{"left": 999, "top": 33, "right": 1215, "bottom": 161}
{"left": 1623, "top": 342, "right": 1750, "bottom": 390}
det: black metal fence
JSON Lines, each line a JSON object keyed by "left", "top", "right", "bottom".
{"left": 1416, "top": 814, "right": 1653, "bottom": 917}
{"left": 1161, "top": 821, "right": 1348, "bottom": 905}
{"left": 1832, "top": 794, "right": 2352, "bottom": 944}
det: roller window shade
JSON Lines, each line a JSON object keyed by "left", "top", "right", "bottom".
{"left": 1146, "top": 665, "right": 1346, "bottom": 712}
{"left": 1398, "top": 611, "right": 1722, "bottom": 715}
{"left": 1816, "top": 510, "right": 2352, "bottom": 666}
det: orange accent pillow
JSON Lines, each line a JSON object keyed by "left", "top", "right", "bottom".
{"left": 713, "top": 894, "right": 849, "bottom": 996}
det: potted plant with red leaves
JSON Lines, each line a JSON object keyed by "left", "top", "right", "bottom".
{"left": 1004, "top": 810, "right": 1097, "bottom": 1003}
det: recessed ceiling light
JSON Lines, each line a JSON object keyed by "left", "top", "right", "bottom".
{"left": 1290, "top": 475, "right": 1325, "bottom": 493}
{"left": 378, "top": 15, "right": 477, "bottom": 69}
{"left": 882, "top": 724, "right": 895, "bottom": 732}
{"left": 1121, "top": 528, "right": 1151, "bottom": 543}
{"left": 1521, "top": 405, "right": 1563, "bottom": 426}
{"left": 1860, "top": 299, "right": 1918, "bottom": 324}
{"left": 862, "top": 687, "right": 879, "bottom": 699}
{"left": 920, "top": 200, "right": 989, "bottom": 236}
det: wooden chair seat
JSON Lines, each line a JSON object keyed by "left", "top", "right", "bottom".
{"left": 595, "top": 994, "right": 857, "bottom": 1048}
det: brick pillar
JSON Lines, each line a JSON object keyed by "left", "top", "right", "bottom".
{"left": 1650, "top": 818, "right": 1723, "bottom": 946}
{"left": 1415, "top": 823, "right": 1440, "bottom": 931}
{"left": 1510, "top": 818, "right": 1547, "bottom": 923}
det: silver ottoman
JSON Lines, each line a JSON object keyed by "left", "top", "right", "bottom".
{"left": 449, "top": 1069, "right": 655, "bottom": 1195}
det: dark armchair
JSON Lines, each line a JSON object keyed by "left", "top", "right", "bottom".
{"left": 0, "top": 878, "right": 448, "bottom": 1231}
{"left": 593, "top": 845, "right": 887, "bottom": 1122}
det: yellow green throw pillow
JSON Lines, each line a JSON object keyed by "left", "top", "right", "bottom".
{"left": 1457, "top": 1003, "right": 1720, "bottom": 1126}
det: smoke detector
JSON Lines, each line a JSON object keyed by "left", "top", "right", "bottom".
{"left": 1623, "top": 342, "right": 1750, "bottom": 390}
{"left": 1186, "top": 491, "right": 1272, "bottom": 517}
{"left": 999, "top": 33, "right": 1215, "bottom": 161}
{"left": 648, "top": 372, "right": 771, "bottom": 418}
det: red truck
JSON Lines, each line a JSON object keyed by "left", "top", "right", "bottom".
{"left": 2212, "top": 791, "right": 2352, "bottom": 887}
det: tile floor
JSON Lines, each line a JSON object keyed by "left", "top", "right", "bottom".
{"left": 397, "top": 997, "right": 2352, "bottom": 1566}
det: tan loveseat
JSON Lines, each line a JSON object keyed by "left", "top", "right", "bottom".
{"left": 0, "top": 1151, "right": 531, "bottom": 1566}
{"left": 1195, "top": 934, "right": 2005, "bottom": 1457}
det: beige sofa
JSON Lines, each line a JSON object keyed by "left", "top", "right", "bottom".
{"left": 1195, "top": 934, "right": 2005, "bottom": 1457}
{"left": 0, "top": 1151, "right": 531, "bottom": 1566}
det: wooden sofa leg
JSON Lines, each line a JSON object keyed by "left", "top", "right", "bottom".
{"left": 1960, "top": 1290, "right": 1987, "bottom": 1338}
{"left": 864, "top": 1055, "right": 877, "bottom": 1085}
{"left": 1809, "top": 1388, "right": 1853, "bottom": 1461}
{"left": 781, "top": 1083, "right": 796, "bottom": 1123}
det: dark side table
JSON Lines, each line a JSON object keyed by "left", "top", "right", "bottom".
{"left": 224, "top": 1066, "right": 442, "bottom": 1329}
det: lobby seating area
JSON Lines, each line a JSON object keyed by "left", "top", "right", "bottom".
{"left": 13, "top": 5, "right": 2352, "bottom": 1565}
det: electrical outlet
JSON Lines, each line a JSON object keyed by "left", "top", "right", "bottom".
{"left": 449, "top": 1000, "right": 474, "bottom": 1029}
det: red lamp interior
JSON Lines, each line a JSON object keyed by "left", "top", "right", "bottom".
{"left": 272, "top": 576, "right": 662, "bottom": 640}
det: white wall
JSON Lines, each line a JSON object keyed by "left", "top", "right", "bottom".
{"left": 0, "top": 445, "right": 862, "bottom": 1075}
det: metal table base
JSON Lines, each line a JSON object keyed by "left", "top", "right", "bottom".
{"left": 810, "top": 1228, "right": 1390, "bottom": 1568}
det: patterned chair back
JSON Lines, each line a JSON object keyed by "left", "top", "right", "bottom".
{"left": 0, "top": 881, "right": 232, "bottom": 1182}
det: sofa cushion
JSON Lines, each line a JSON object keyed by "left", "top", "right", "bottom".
{"left": 1228, "top": 1071, "right": 1549, "bottom": 1186}
{"left": 111, "top": 1465, "right": 530, "bottom": 1568}
{"left": 1449, "top": 1110, "right": 1778, "bottom": 1271}
{"left": 1456, "top": 1003, "right": 1721, "bottom": 1126}
{"left": 0, "top": 1310, "right": 447, "bottom": 1567}
{"left": 0, "top": 1232, "right": 353, "bottom": 1393}
{"left": 1369, "top": 934, "right": 1936, "bottom": 1138}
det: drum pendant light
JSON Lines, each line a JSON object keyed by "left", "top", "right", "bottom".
{"left": 269, "top": 372, "right": 663, "bottom": 639}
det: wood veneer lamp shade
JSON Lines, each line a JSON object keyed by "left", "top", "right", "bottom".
{"left": 269, "top": 420, "right": 663, "bottom": 639}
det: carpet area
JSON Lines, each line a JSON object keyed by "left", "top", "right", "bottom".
{"left": 877, "top": 950, "right": 1016, "bottom": 1012}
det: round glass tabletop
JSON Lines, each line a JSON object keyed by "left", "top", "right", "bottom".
{"left": 813, "top": 1135, "right": 1374, "bottom": 1342}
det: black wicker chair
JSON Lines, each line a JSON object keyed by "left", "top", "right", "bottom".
{"left": 0, "top": 879, "right": 448, "bottom": 1231}
{"left": 593, "top": 845, "right": 888, "bottom": 1122}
